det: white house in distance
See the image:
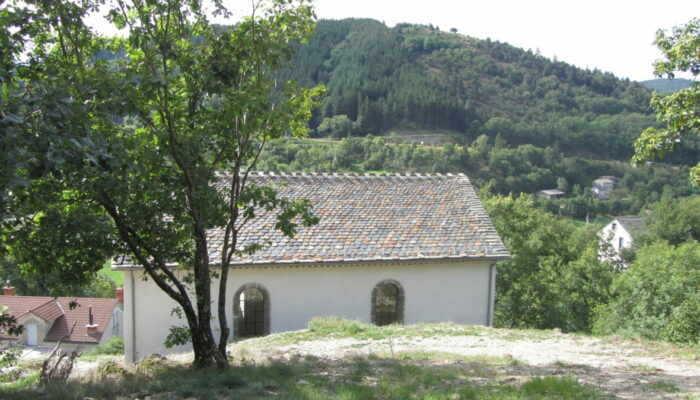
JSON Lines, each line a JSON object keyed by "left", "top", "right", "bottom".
{"left": 591, "top": 176, "right": 619, "bottom": 199}
{"left": 599, "top": 216, "right": 644, "bottom": 266}
{"left": 114, "top": 172, "right": 510, "bottom": 363}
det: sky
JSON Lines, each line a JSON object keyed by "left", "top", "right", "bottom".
{"left": 90, "top": 0, "right": 700, "bottom": 82}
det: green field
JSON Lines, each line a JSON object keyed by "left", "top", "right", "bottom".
{"left": 571, "top": 216, "right": 612, "bottom": 229}
{"left": 98, "top": 260, "right": 123, "bottom": 286}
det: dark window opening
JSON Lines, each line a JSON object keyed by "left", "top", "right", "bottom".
{"left": 372, "top": 280, "right": 404, "bottom": 326}
{"left": 234, "top": 286, "right": 268, "bottom": 338}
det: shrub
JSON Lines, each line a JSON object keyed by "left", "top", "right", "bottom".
{"left": 594, "top": 241, "right": 700, "bottom": 342}
{"left": 84, "top": 336, "right": 124, "bottom": 357}
{"left": 663, "top": 291, "right": 700, "bottom": 344}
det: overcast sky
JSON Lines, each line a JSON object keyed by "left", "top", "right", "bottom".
{"left": 91, "top": 0, "right": 699, "bottom": 82}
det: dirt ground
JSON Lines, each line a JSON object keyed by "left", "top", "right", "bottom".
{"left": 228, "top": 327, "right": 700, "bottom": 400}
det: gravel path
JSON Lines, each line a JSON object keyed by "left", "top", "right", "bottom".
{"left": 231, "top": 328, "right": 700, "bottom": 399}
{"left": 53, "top": 326, "right": 699, "bottom": 399}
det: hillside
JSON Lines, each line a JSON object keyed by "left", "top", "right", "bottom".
{"left": 641, "top": 78, "right": 693, "bottom": 93}
{"left": 4, "top": 319, "right": 699, "bottom": 399}
{"left": 281, "top": 19, "right": 662, "bottom": 161}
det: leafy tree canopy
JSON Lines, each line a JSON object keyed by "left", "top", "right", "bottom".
{"left": 1, "top": 0, "right": 323, "bottom": 369}
{"left": 593, "top": 240, "right": 700, "bottom": 343}
{"left": 482, "top": 193, "right": 613, "bottom": 332}
{"left": 634, "top": 18, "right": 700, "bottom": 185}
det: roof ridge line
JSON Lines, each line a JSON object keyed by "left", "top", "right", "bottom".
{"left": 247, "top": 171, "right": 466, "bottom": 179}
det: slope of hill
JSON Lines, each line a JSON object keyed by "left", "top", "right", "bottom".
{"left": 281, "top": 19, "right": 661, "bottom": 161}
{"left": 5, "top": 319, "right": 698, "bottom": 399}
{"left": 641, "top": 78, "right": 693, "bottom": 93}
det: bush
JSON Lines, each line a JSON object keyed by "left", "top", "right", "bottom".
{"left": 594, "top": 241, "right": 700, "bottom": 342}
{"left": 307, "top": 316, "right": 364, "bottom": 336}
{"left": 84, "top": 336, "right": 124, "bottom": 356}
{"left": 663, "top": 292, "right": 700, "bottom": 344}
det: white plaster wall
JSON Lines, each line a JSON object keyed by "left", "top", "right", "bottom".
{"left": 99, "top": 306, "right": 124, "bottom": 345}
{"left": 600, "top": 220, "right": 634, "bottom": 257}
{"left": 123, "top": 260, "right": 492, "bottom": 362}
{"left": 17, "top": 314, "right": 50, "bottom": 346}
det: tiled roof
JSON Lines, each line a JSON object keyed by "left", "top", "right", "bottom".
{"left": 44, "top": 298, "right": 118, "bottom": 344}
{"left": 0, "top": 296, "right": 119, "bottom": 344}
{"left": 114, "top": 172, "right": 509, "bottom": 268}
{"left": 0, "top": 296, "right": 54, "bottom": 320}
{"left": 615, "top": 216, "right": 644, "bottom": 232}
{"left": 31, "top": 300, "right": 64, "bottom": 322}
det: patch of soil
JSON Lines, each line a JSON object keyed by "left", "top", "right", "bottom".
{"left": 231, "top": 330, "right": 700, "bottom": 399}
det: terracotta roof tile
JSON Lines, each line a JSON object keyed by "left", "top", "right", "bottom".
{"left": 114, "top": 172, "right": 509, "bottom": 268}
{"left": 31, "top": 300, "right": 64, "bottom": 322}
{"left": 0, "top": 296, "right": 54, "bottom": 320}
{"left": 0, "top": 296, "right": 119, "bottom": 344}
{"left": 44, "top": 298, "right": 119, "bottom": 344}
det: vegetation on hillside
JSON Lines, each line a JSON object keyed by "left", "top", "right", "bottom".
{"left": 640, "top": 78, "right": 692, "bottom": 93}
{"left": 484, "top": 192, "right": 700, "bottom": 343}
{"left": 256, "top": 135, "right": 697, "bottom": 218}
{"left": 633, "top": 18, "right": 700, "bottom": 185}
{"left": 279, "top": 19, "right": 700, "bottom": 166}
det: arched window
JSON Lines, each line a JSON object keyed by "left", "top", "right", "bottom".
{"left": 371, "top": 279, "right": 404, "bottom": 326}
{"left": 233, "top": 283, "right": 270, "bottom": 338}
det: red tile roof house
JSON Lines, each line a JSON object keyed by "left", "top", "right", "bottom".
{"left": 0, "top": 286, "right": 124, "bottom": 350}
{"left": 114, "top": 172, "right": 510, "bottom": 362}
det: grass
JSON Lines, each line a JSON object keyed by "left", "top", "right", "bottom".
{"left": 1, "top": 355, "right": 613, "bottom": 400}
{"left": 396, "top": 351, "right": 522, "bottom": 366}
{"left": 0, "top": 372, "right": 40, "bottom": 392}
{"left": 570, "top": 216, "right": 612, "bottom": 229}
{"left": 641, "top": 380, "right": 681, "bottom": 393}
{"left": 598, "top": 334, "right": 700, "bottom": 361}
{"left": 98, "top": 260, "right": 123, "bottom": 287}
{"left": 270, "top": 317, "right": 487, "bottom": 345}
{"left": 78, "top": 337, "right": 124, "bottom": 362}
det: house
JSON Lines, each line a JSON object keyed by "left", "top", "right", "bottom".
{"left": 599, "top": 216, "right": 644, "bottom": 267}
{"left": 535, "top": 189, "right": 565, "bottom": 200}
{"left": 591, "top": 176, "right": 619, "bottom": 199}
{"left": 0, "top": 286, "right": 124, "bottom": 349}
{"left": 114, "top": 172, "right": 510, "bottom": 362}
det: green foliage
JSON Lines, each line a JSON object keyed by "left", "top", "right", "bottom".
{"left": 663, "top": 291, "right": 700, "bottom": 344}
{"left": 2, "top": 0, "right": 322, "bottom": 369}
{"left": 0, "top": 256, "right": 116, "bottom": 297}
{"left": 483, "top": 194, "right": 614, "bottom": 331}
{"left": 317, "top": 114, "right": 355, "bottom": 138}
{"left": 279, "top": 19, "right": 675, "bottom": 164}
{"left": 640, "top": 78, "right": 692, "bottom": 93}
{"left": 81, "top": 337, "right": 124, "bottom": 359}
{"left": 0, "top": 306, "right": 22, "bottom": 370}
{"left": 258, "top": 135, "right": 697, "bottom": 218}
{"left": 98, "top": 261, "right": 123, "bottom": 287}
{"left": 0, "top": 347, "right": 21, "bottom": 369}
{"left": 633, "top": 18, "right": 700, "bottom": 185}
{"left": 281, "top": 317, "right": 487, "bottom": 344}
{"left": 594, "top": 241, "right": 700, "bottom": 342}
{"left": 636, "top": 195, "right": 700, "bottom": 246}
{"left": 0, "top": 305, "right": 22, "bottom": 337}
{"left": 164, "top": 326, "right": 192, "bottom": 349}
{"left": 521, "top": 376, "right": 601, "bottom": 398}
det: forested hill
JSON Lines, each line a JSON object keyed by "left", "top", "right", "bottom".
{"left": 280, "top": 19, "right": 659, "bottom": 161}
{"left": 640, "top": 78, "right": 692, "bottom": 93}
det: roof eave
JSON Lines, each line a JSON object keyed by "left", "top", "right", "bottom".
{"left": 113, "top": 254, "right": 510, "bottom": 270}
